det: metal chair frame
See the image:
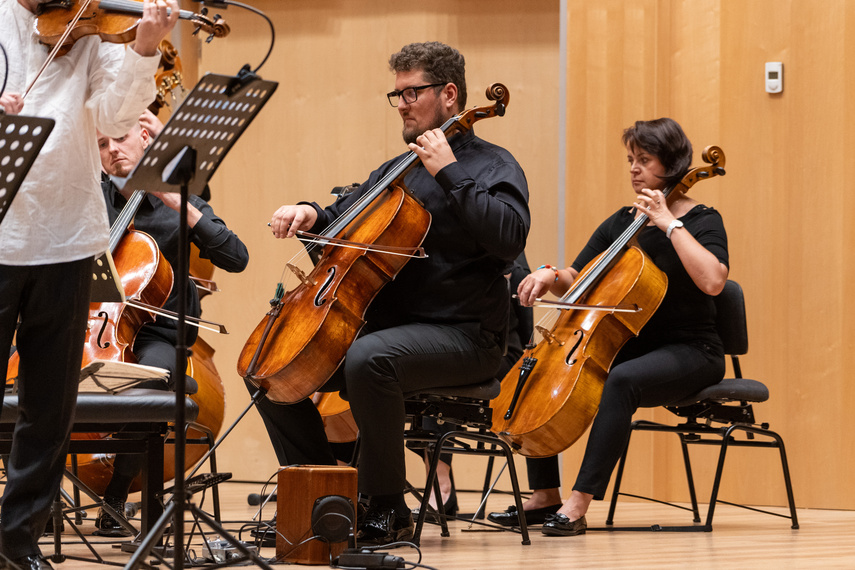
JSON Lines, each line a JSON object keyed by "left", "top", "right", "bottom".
{"left": 604, "top": 280, "right": 799, "bottom": 532}
{"left": 404, "top": 387, "right": 531, "bottom": 545}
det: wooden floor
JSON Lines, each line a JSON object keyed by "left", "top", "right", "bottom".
{"left": 38, "top": 481, "right": 855, "bottom": 569}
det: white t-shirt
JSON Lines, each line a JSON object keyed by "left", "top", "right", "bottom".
{"left": 0, "top": 0, "right": 160, "bottom": 265}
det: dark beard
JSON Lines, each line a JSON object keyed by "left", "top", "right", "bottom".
{"left": 401, "top": 104, "right": 448, "bottom": 146}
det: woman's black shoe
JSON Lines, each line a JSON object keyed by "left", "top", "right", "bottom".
{"left": 541, "top": 513, "right": 587, "bottom": 536}
{"left": 487, "top": 503, "right": 561, "bottom": 526}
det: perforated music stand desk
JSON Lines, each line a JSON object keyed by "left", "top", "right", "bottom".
{"left": 0, "top": 114, "right": 54, "bottom": 227}
{"left": 115, "top": 73, "right": 277, "bottom": 197}
{"left": 120, "top": 73, "right": 277, "bottom": 570}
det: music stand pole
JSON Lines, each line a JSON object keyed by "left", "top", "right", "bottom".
{"left": 118, "top": 72, "right": 277, "bottom": 570}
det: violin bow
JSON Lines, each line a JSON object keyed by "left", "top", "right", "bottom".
{"left": 23, "top": 0, "right": 95, "bottom": 100}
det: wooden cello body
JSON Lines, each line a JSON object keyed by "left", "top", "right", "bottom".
{"left": 492, "top": 247, "right": 666, "bottom": 457}
{"left": 238, "top": 83, "right": 511, "bottom": 404}
{"left": 491, "top": 146, "right": 726, "bottom": 458}
{"left": 239, "top": 185, "right": 431, "bottom": 403}
{"left": 70, "top": 336, "right": 226, "bottom": 495}
{"left": 313, "top": 391, "right": 358, "bottom": 443}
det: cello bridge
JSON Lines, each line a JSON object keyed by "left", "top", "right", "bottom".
{"left": 286, "top": 263, "right": 316, "bottom": 287}
{"left": 535, "top": 326, "right": 565, "bottom": 346}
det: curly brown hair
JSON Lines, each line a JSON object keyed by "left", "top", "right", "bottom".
{"left": 388, "top": 42, "right": 467, "bottom": 111}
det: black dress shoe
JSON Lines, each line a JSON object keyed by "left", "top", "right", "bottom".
{"left": 356, "top": 506, "right": 414, "bottom": 546}
{"left": 5, "top": 555, "right": 54, "bottom": 570}
{"left": 487, "top": 503, "right": 562, "bottom": 526}
{"left": 541, "top": 513, "right": 587, "bottom": 536}
{"left": 93, "top": 497, "right": 133, "bottom": 538}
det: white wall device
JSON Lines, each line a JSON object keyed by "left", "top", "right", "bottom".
{"left": 765, "top": 62, "right": 783, "bottom": 93}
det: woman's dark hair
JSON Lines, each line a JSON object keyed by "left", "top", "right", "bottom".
{"left": 622, "top": 118, "right": 693, "bottom": 187}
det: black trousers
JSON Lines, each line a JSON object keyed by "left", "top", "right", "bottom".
{"left": 410, "top": 328, "right": 564, "bottom": 492}
{"left": 248, "top": 322, "right": 503, "bottom": 497}
{"left": 0, "top": 258, "right": 92, "bottom": 559}
{"left": 573, "top": 339, "right": 725, "bottom": 499}
{"left": 103, "top": 327, "right": 175, "bottom": 501}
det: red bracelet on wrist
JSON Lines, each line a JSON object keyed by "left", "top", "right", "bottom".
{"left": 537, "top": 264, "right": 560, "bottom": 282}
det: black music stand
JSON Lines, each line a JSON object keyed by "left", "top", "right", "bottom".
{"left": 117, "top": 73, "right": 277, "bottom": 570}
{"left": 0, "top": 114, "right": 54, "bottom": 227}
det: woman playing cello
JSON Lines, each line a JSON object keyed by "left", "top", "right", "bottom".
{"left": 510, "top": 118, "right": 728, "bottom": 536}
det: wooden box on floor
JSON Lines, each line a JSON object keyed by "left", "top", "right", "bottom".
{"left": 276, "top": 465, "right": 358, "bottom": 565}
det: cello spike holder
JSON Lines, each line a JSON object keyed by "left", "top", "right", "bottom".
{"left": 117, "top": 70, "right": 277, "bottom": 570}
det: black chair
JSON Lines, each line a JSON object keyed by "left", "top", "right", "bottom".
{"left": 0, "top": 389, "right": 198, "bottom": 563}
{"left": 404, "top": 380, "right": 531, "bottom": 545}
{"left": 605, "top": 280, "right": 798, "bottom": 531}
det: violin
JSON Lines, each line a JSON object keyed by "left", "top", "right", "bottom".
{"left": 22, "top": 0, "right": 229, "bottom": 100}
{"left": 238, "top": 84, "right": 511, "bottom": 404}
{"left": 491, "top": 146, "right": 726, "bottom": 458}
{"left": 34, "top": 0, "right": 229, "bottom": 55}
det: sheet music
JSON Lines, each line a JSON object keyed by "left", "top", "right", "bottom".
{"left": 79, "top": 360, "right": 169, "bottom": 394}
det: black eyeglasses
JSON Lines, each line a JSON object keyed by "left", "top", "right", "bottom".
{"left": 386, "top": 83, "right": 446, "bottom": 107}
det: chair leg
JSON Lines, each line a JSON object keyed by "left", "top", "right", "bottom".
{"left": 677, "top": 434, "right": 702, "bottom": 523}
{"left": 606, "top": 429, "right": 633, "bottom": 526}
{"left": 475, "top": 453, "right": 496, "bottom": 520}
{"left": 712, "top": 424, "right": 799, "bottom": 530}
{"left": 776, "top": 434, "right": 800, "bottom": 529}
{"left": 494, "top": 437, "right": 531, "bottom": 545}
{"left": 414, "top": 438, "right": 450, "bottom": 544}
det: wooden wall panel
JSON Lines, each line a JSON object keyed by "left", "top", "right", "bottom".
{"left": 564, "top": 0, "right": 855, "bottom": 511}
{"left": 185, "top": 1, "right": 559, "bottom": 487}
{"left": 177, "top": 0, "right": 854, "bottom": 512}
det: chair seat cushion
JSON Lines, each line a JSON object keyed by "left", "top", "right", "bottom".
{"left": 670, "top": 378, "right": 769, "bottom": 407}
{"left": 406, "top": 379, "right": 501, "bottom": 401}
{"left": 1, "top": 388, "right": 199, "bottom": 425}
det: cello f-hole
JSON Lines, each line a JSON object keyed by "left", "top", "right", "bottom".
{"left": 313, "top": 267, "right": 336, "bottom": 307}
{"left": 565, "top": 330, "right": 583, "bottom": 366}
{"left": 96, "top": 311, "right": 112, "bottom": 349}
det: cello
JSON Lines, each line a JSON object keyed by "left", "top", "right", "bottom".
{"left": 238, "top": 83, "right": 511, "bottom": 404}
{"left": 491, "top": 146, "right": 726, "bottom": 458}
{"left": 6, "top": 190, "right": 173, "bottom": 380}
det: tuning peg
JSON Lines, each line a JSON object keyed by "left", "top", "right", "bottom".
{"left": 206, "top": 34, "right": 215, "bottom": 44}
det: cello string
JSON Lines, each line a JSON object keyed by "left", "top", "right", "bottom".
{"left": 561, "top": 182, "right": 676, "bottom": 305}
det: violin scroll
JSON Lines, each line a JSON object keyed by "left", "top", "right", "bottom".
{"left": 189, "top": 9, "right": 230, "bottom": 42}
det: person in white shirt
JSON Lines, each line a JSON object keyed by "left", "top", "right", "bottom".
{"left": 0, "top": 1, "right": 178, "bottom": 568}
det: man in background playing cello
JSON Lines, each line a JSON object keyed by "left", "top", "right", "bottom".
{"left": 253, "top": 41, "right": 530, "bottom": 545}
{"left": 92, "top": 111, "right": 248, "bottom": 536}
{"left": 0, "top": 1, "right": 178, "bottom": 568}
